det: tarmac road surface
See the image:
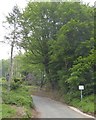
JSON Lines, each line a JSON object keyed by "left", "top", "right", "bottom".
{"left": 32, "top": 95, "right": 94, "bottom": 118}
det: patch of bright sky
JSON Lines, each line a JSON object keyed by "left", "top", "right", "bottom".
{"left": 0, "top": 0, "right": 95, "bottom": 60}
{"left": 0, "top": 0, "right": 29, "bottom": 60}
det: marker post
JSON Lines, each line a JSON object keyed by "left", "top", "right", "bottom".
{"left": 79, "top": 85, "right": 84, "bottom": 101}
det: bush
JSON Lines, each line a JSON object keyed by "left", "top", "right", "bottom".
{"left": 2, "top": 87, "right": 34, "bottom": 108}
{"left": 9, "top": 78, "right": 23, "bottom": 90}
{"left": 13, "top": 78, "right": 21, "bottom": 83}
{"left": 11, "top": 78, "right": 23, "bottom": 90}
{"left": 64, "top": 91, "right": 81, "bottom": 104}
{"left": 2, "top": 77, "right": 6, "bottom": 81}
{"left": 10, "top": 81, "right": 21, "bottom": 90}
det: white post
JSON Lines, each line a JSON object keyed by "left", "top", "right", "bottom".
{"left": 81, "top": 90, "right": 83, "bottom": 101}
{"left": 79, "top": 85, "right": 84, "bottom": 101}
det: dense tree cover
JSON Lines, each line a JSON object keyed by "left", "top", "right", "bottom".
{"left": 5, "top": 1, "right": 95, "bottom": 97}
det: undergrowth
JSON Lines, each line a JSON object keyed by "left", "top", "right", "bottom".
{"left": 2, "top": 79, "right": 34, "bottom": 118}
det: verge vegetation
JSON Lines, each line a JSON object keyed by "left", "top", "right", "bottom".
{"left": 1, "top": 78, "right": 34, "bottom": 118}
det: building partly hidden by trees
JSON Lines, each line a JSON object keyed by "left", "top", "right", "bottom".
{"left": 4, "top": 1, "right": 95, "bottom": 97}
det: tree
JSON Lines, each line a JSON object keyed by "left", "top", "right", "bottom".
{"left": 48, "top": 3, "right": 94, "bottom": 90}
{"left": 4, "top": 5, "right": 21, "bottom": 91}
{"left": 17, "top": 1, "right": 94, "bottom": 90}
{"left": 67, "top": 48, "right": 95, "bottom": 95}
{"left": 19, "top": 2, "right": 63, "bottom": 87}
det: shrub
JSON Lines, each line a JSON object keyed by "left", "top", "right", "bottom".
{"left": 2, "top": 77, "right": 6, "bottom": 81}
{"left": 10, "top": 78, "right": 23, "bottom": 90}
{"left": 2, "top": 87, "right": 34, "bottom": 108}
{"left": 13, "top": 78, "right": 21, "bottom": 83}
{"left": 10, "top": 81, "right": 21, "bottom": 90}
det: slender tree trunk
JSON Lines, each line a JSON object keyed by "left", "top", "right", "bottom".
{"left": 8, "top": 20, "right": 16, "bottom": 91}
{"left": 8, "top": 42, "right": 14, "bottom": 91}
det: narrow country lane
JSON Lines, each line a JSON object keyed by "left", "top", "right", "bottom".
{"left": 32, "top": 95, "right": 94, "bottom": 118}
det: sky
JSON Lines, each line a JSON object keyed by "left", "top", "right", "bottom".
{"left": 0, "top": 0, "right": 95, "bottom": 60}
{"left": 0, "top": 0, "right": 29, "bottom": 60}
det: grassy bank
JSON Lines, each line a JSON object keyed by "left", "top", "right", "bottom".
{"left": 2, "top": 79, "right": 34, "bottom": 118}
{"left": 64, "top": 94, "right": 95, "bottom": 115}
{"left": 2, "top": 104, "right": 16, "bottom": 118}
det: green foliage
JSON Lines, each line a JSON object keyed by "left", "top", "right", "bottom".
{"left": 2, "top": 86, "right": 34, "bottom": 108}
{"left": 2, "top": 104, "right": 16, "bottom": 118}
{"left": 8, "top": 78, "right": 22, "bottom": 90}
{"left": 1, "top": 77, "right": 6, "bottom": 81}
{"left": 13, "top": 54, "right": 25, "bottom": 78}
{"left": 0, "top": 59, "right": 10, "bottom": 77}
{"left": 67, "top": 49, "right": 95, "bottom": 95}
{"left": 2, "top": 83, "right": 34, "bottom": 118}
{"left": 4, "top": 2, "right": 95, "bottom": 115}
{"left": 70, "top": 95, "right": 94, "bottom": 113}
{"left": 13, "top": 78, "right": 21, "bottom": 83}
{"left": 64, "top": 93, "right": 94, "bottom": 113}
{"left": 16, "top": 1, "right": 94, "bottom": 97}
{"left": 10, "top": 81, "right": 21, "bottom": 90}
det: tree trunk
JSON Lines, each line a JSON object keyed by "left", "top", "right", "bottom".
{"left": 8, "top": 42, "right": 14, "bottom": 91}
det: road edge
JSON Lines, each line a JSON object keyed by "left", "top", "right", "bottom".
{"left": 69, "top": 106, "right": 95, "bottom": 119}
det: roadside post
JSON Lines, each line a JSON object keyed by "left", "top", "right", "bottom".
{"left": 79, "top": 85, "right": 84, "bottom": 101}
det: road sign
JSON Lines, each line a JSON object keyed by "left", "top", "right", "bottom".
{"left": 79, "top": 85, "right": 84, "bottom": 90}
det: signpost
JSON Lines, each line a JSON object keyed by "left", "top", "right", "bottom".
{"left": 79, "top": 85, "right": 84, "bottom": 101}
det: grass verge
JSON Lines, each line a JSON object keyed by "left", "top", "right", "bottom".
{"left": 2, "top": 81, "right": 34, "bottom": 118}
{"left": 2, "top": 104, "right": 16, "bottom": 118}
{"left": 64, "top": 93, "right": 95, "bottom": 115}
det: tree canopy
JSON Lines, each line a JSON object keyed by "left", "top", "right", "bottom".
{"left": 4, "top": 1, "right": 95, "bottom": 96}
